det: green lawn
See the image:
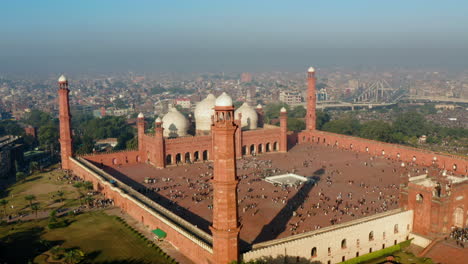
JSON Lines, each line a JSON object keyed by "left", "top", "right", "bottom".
{"left": 362, "top": 251, "right": 434, "bottom": 264}
{"left": 1, "top": 167, "right": 80, "bottom": 217}
{"left": 0, "top": 211, "right": 174, "bottom": 263}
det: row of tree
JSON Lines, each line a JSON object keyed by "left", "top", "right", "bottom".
{"left": 321, "top": 111, "right": 468, "bottom": 147}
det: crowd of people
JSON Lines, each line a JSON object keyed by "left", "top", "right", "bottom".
{"left": 449, "top": 227, "right": 467, "bottom": 247}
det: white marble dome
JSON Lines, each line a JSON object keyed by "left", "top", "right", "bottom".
{"left": 194, "top": 94, "right": 216, "bottom": 131}
{"left": 308, "top": 67, "right": 315, "bottom": 73}
{"left": 235, "top": 103, "right": 258, "bottom": 130}
{"left": 215, "top": 92, "right": 233, "bottom": 107}
{"left": 162, "top": 107, "right": 188, "bottom": 138}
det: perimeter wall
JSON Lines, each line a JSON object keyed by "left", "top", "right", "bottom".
{"left": 68, "top": 157, "right": 214, "bottom": 264}
{"left": 298, "top": 130, "right": 468, "bottom": 175}
{"left": 243, "top": 209, "right": 414, "bottom": 264}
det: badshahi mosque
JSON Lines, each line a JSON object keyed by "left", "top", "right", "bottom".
{"left": 57, "top": 68, "right": 467, "bottom": 264}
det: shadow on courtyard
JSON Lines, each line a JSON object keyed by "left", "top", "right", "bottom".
{"left": 102, "top": 165, "right": 251, "bottom": 250}
{"left": 252, "top": 168, "right": 325, "bottom": 245}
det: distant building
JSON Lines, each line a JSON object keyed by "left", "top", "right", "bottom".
{"left": 24, "top": 126, "right": 37, "bottom": 139}
{"left": 317, "top": 89, "right": 328, "bottom": 101}
{"left": 240, "top": 72, "right": 252, "bottom": 83}
{"left": 0, "top": 136, "right": 24, "bottom": 179}
{"left": 175, "top": 98, "right": 191, "bottom": 109}
{"left": 279, "top": 91, "right": 302, "bottom": 105}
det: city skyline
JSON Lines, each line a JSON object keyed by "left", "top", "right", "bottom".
{"left": 2, "top": 0, "right": 468, "bottom": 73}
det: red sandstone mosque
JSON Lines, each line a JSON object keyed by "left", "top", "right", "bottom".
{"left": 57, "top": 68, "right": 467, "bottom": 264}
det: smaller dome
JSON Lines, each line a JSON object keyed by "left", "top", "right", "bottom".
{"left": 155, "top": 117, "right": 162, "bottom": 123}
{"left": 256, "top": 104, "right": 262, "bottom": 109}
{"left": 162, "top": 107, "right": 188, "bottom": 137}
{"left": 235, "top": 102, "right": 258, "bottom": 130}
{"left": 215, "top": 92, "right": 233, "bottom": 107}
{"left": 308, "top": 67, "right": 315, "bottom": 73}
{"left": 58, "top": 74, "right": 67, "bottom": 83}
{"left": 137, "top": 113, "right": 144, "bottom": 118}
{"left": 280, "top": 107, "right": 287, "bottom": 113}
{"left": 206, "top": 94, "right": 216, "bottom": 100}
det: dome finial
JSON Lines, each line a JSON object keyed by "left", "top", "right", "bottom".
{"left": 58, "top": 74, "right": 67, "bottom": 83}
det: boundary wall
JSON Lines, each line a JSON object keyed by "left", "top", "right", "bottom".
{"left": 243, "top": 209, "right": 413, "bottom": 264}
{"left": 68, "top": 157, "right": 214, "bottom": 264}
{"left": 298, "top": 130, "right": 468, "bottom": 175}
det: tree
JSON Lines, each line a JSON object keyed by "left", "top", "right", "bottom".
{"left": 29, "top": 161, "right": 39, "bottom": 173}
{"left": 322, "top": 118, "right": 361, "bottom": 136}
{"left": 84, "top": 196, "right": 94, "bottom": 207}
{"left": 63, "top": 249, "right": 85, "bottom": 264}
{"left": 56, "top": 191, "right": 65, "bottom": 203}
{"left": 289, "top": 105, "right": 306, "bottom": 118}
{"left": 38, "top": 124, "right": 59, "bottom": 149}
{"left": 73, "top": 182, "right": 85, "bottom": 205}
{"left": 264, "top": 103, "right": 289, "bottom": 123}
{"left": 31, "top": 204, "right": 40, "bottom": 219}
{"left": 83, "top": 181, "right": 93, "bottom": 191}
{"left": 0, "top": 199, "right": 8, "bottom": 216}
{"left": 316, "top": 110, "right": 331, "bottom": 130}
{"left": 16, "top": 172, "right": 26, "bottom": 183}
{"left": 287, "top": 118, "right": 306, "bottom": 132}
{"left": 393, "top": 111, "right": 427, "bottom": 138}
{"left": 0, "top": 120, "right": 23, "bottom": 137}
{"left": 24, "top": 195, "right": 36, "bottom": 209}
{"left": 359, "top": 120, "right": 393, "bottom": 142}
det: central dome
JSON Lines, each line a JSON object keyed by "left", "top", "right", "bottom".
{"left": 194, "top": 94, "right": 216, "bottom": 132}
{"left": 162, "top": 107, "right": 188, "bottom": 138}
{"left": 215, "top": 92, "right": 233, "bottom": 107}
{"left": 235, "top": 102, "right": 258, "bottom": 130}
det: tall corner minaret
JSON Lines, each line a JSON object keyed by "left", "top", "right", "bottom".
{"left": 137, "top": 113, "right": 145, "bottom": 151}
{"left": 210, "top": 92, "right": 240, "bottom": 264}
{"left": 279, "top": 107, "right": 288, "bottom": 152}
{"left": 306, "top": 67, "right": 317, "bottom": 130}
{"left": 154, "top": 117, "right": 165, "bottom": 168}
{"left": 58, "top": 74, "right": 73, "bottom": 170}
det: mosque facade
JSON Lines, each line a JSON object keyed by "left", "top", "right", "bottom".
{"left": 57, "top": 68, "right": 467, "bottom": 264}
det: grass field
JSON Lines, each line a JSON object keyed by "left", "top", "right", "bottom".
{"left": 0, "top": 168, "right": 175, "bottom": 263}
{"left": 362, "top": 251, "right": 434, "bottom": 264}
{"left": 0, "top": 211, "right": 174, "bottom": 263}
{"left": 0, "top": 167, "right": 80, "bottom": 218}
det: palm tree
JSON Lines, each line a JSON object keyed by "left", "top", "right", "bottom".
{"left": 0, "top": 199, "right": 8, "bottom": 216}
{"left": 83, "top": 181, "right": 93, "bottom": 191}
{"left": 31, "top": 204, "right": 40, "bottom": 218}
{"left": 56, "top": 191, "right": 65, "bottom": 203}
{"left": 63, "top": 249, "right": 85, "bottom": 264}
{"left": 25, "top": 195, "right": 36, "bottom": 209}
{"left": 84, "top": 196, "right": 94, "bottom": 207}
{"left": 30, "top": 161, "right": 39, "bottom": 173}
{"left": 73, "top": 182, "right": 84, "bottom": 205}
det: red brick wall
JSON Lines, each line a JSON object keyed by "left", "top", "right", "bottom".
{"left": 298, "top": 130, "right": 467, "bottom": 175}
{"left": 68, "top": 157, "right": 214, "bottom": 264}
{"left": 81, "top": 151, "right": 143, "bottom": 167}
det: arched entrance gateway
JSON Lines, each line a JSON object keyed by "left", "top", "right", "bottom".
{"left": 453, "top": 207, "right": 464, "bottom": 228}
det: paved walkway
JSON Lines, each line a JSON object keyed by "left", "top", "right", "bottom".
{"left": 422, "top": 240, "right": 468, "bottom": 264}
{"left": 104, "top": 208, "right": 195, "bottom": 264}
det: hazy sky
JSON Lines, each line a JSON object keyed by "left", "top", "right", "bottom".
{"left": 1, "top": 0, "right": 468, "bottom": 73}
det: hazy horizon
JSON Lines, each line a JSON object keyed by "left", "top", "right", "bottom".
{"left": 2, "top": 0, "right": 468, "bottom": 74}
